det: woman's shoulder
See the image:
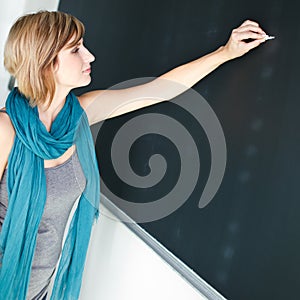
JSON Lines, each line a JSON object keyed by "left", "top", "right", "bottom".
{"left": 0, "top": 108, "right": 15, "bottom": 136}
{"left": 0, "top": 108, "right": 15, "bottom": 156}
{"left": 0, "top": 109, "right": 15, "bottom": 180}
{"left": 0, "top": 108, "right": 15, "bottom": 178}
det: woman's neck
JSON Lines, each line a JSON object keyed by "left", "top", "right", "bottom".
{"left": 38, "top": 88, "right": 70, "bottom": 131}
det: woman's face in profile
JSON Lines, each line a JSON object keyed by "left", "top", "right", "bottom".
{"left": 53, "top": 37, "right": 95, "bottom": 90}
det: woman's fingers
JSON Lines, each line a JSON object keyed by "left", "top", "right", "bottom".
{"left": 222, "top": 20, "right": 269, "bottom": 59}
{"left": 231, "top": 29, "right": 266, "bottom": 42}
{"left": 234, "top": 24, "right": 266, "bottom": 35}
{"left": 243, "top": 38, "right": 265, "bottom": 51}
{"left": 240, "top": 19, "right": 260, "bottom": 27}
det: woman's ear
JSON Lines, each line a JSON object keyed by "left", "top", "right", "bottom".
{"left": 53, "top": 57, "right": 59, "bottom": 73}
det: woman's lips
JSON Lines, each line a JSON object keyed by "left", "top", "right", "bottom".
{"left": 83, "top": 68, "right": 91, "bottom": 74}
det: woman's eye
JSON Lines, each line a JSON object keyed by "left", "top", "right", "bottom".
{"left": 72, "top": 48, "right": 80, "bottom": 53}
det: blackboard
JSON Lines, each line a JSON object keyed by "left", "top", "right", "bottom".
{"left": 59, "top": 0, "right": 300, "bottom": 299}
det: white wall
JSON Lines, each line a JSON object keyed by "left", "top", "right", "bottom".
{"left": 79, "top": 203, "right": 214, "bottom": 300}
{"left": 0, "top": 0, "right": 59, "bottom": 107}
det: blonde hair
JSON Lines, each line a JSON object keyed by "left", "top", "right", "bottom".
{"left": 4, "top": 10, "right": 85, "bottom": 107}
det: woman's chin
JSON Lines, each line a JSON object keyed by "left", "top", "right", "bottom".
{"left": 77, "top": 77, "right": 92, "bottom": 88}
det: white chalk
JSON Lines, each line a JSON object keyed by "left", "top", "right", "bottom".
{"left": 264, "top": 35, "right": 275, "bottom": 40}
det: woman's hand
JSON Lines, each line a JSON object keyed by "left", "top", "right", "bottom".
{"left": 222, "top": 20, "right": 267, "bottom": 60}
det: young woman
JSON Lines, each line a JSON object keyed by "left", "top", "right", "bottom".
{"left": 0, "top": 10, "right": 267, "bottom": 300}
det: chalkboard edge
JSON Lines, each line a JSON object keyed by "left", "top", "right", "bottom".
{"left": 100, "top": 194, "right": 227, "bottom": 300}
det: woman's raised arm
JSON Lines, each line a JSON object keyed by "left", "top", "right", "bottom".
{"left": 78, "top": 20, "right": 267, "bottom": 125}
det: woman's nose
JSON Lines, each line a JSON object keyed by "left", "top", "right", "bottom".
{"left": 83, "top": 47, "right": 95, "bottom": 63}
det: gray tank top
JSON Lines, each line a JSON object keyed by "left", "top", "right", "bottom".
{"left": 0, "top": 149, "right": 86, "bottom": 299}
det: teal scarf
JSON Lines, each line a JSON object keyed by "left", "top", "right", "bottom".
{"left": 0, "top": 88, "right": 100, "bottom": 299}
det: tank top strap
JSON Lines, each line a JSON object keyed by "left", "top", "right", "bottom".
{"left": 0, "top": 109, "right": 7, "bottom": 114}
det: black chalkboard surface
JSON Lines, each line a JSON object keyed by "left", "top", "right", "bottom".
{"left": 59, "top": 0, "right": 300, "bottom": 299}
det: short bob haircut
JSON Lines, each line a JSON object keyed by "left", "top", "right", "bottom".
{"left": 4, "top": 10, "right": 85, "bottom": 107}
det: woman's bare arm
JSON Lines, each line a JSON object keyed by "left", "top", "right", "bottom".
{"left": 78, "top": 20, "right": 267, "bottom": 125}
{"left": 0, "top": 112, "right": 15, "bottom": 180}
